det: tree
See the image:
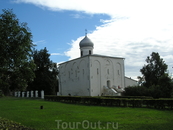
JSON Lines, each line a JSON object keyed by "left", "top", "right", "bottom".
{"left": 137, "top": 76, "right": 145, "bottom": 86}
{"left": 140, "top": 52, "right": 173, "bottom": 98}
{"left": 140, "top": 52, "right": 168, "bottom": 88}
{"left": 28, "top": 48, "right": 59, "bottom": 95}
{"left": 0, "top": 9, "right": 35, "bottom": 95}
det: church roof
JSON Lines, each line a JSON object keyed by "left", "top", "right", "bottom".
{"left": 58, "top": 54, "right": 124, "bottom": 65}
{"left": 79, "top": 36, "right": 94, "bottom": 48}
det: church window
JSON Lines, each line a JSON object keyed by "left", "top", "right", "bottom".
{"left": 89, "top": 50, "right": 91, "bottom": 55}
{"left": 118, "top": 70, "right": 120, "bottom": 75}
{"left": 81, "top": 51, "right": 83, "bottom": 56}
{"left": 75, "top": 70, "right": 77, "bottom": 77}
{"left": 107, "top": 69, "right": 109, "bottom": 74}
{"left": 68, "top": 71, "right": 70, "bottom": 78}
{"left": 97, "top": 68, "right": 99, "bottom": 74}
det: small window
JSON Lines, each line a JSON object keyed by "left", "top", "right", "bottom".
{"left": 97, "top": 68, "right": 99, "bottom": 74}
{"left": 118, "top": 70, "right": 120, "bottom": 75}
{"left": 89, "top": 50, "right": 91, "bottom": 55}
{"left": 81, "top": 51, "right": 83, "bottom": 56}
{"left": 75, "top": 70, "right": 77, "bottom": 77}
{"left": 68, "top": 71, "right": 70, "bottom": 78}
{"left": 107, "top": 69, "right": 109, "bottom": 74}
{"left": 83, "top": 69, "right": 84, "bottom": 75}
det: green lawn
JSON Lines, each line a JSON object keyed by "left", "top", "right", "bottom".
{"left": 0, "top": 97, "right": 173, "bottom": 130}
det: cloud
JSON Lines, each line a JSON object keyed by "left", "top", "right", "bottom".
{"left": 51, "top": 53, "right": 64, "bottom": 56}
{"left": 13, "top": 0, "right": 173, "bottom": 18}
{"left": 14, "top": 0, "right": 173, "bottom": 79}
{"left": 70, "top": 13, "right": 84, "bottom": 19}
{"left": 12, "top": 0, "right": 128, "bottom": 16}
{"left": 33, "top": 40, "right": 46, "bottom": 45}
{"left": 65, "top": 16, "right": 173, "bottom": 79}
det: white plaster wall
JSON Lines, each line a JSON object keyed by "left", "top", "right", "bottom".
{"left": 89, "top": 55, "right": 125, "bottom": 96}
{"left": 59, "top": 55, "right": 125, "bottom": 96}
{"left": 89, "top": 59, "right": 101, "bottom": 96}
{"left": 80, "top": 46, "right": 93, "bottom": 56}
{"left": 59, "top": 56, "right": 90, "bottom": 96}
{"left": 125, "top": 77, "right": 138, "bottom": 87}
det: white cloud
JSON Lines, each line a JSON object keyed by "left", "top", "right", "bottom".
{"left": 14, "top": 0, "right": 173, "bottom": 79}
{"left": 33, "top": 40, "right": 46, "bottom": 45}
{"left": 51, "top": 53, "right": 64, "bottom": 56}
{"left": 70, "top": 14, "right": 84, "bottom": 19}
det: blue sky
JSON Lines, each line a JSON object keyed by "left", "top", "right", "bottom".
{"left": 0, "top": 0, "right": 110, "bottom": 62}
{"left": 1, "top": 0, "right": 173, "bottom": 80}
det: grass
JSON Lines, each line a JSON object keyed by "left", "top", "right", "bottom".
{"left": 0, "top": 97, "right": 173, "bottom": 130}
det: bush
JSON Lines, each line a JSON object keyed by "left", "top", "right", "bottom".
{"left": 0, "top": 90, "right": 4, "bottom": 97}
{"left": 103, "top": 96, "right": 152, "bottom": 99}
{"left": 44, "top": 95, "right": 173, "bottom": 110}
{"left": 124, "top": 86, "right": 149, "bottom": 96}
{"left": 0, "top": 117, "right": 35, "bottom": 130}
{"left": 124, "top": 84, "right": 173, "bottom": 98}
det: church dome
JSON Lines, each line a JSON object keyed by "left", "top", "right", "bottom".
{"left": 79, "top": 36, "right": 94, "bottom": 48}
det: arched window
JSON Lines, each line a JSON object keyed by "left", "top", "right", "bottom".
{"left": 75, "top": 70, "right": 77, "bottom": 77}
{"left": 107, "top": 69, "right": 109, "bottom": 74}
{"left": 89, "top": 50, "right": 91, "bottom": 55}
{"left": 97, "top": 68, "right": 99, "bottom": 74}
{"left": 68, "top": 71, "right": 70, "bottom": 78}
{"left": 83, "top": 69, "right": 84, "bottom": 75}
{"left": 118, "top": 70, "right": 120, "bottom": 75}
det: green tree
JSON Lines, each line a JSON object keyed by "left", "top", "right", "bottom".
{"left": 140, "top": 52, "right": 173, "bottom": 98}
{"left": 0, "top": 9, "right": 35, "bottom": 95}
{"left": 124, "top": 86, "right": 149, "bottom": 96}
{"left": 140, "top": 52, "right": 168, "bottom": 88}
{"left": 137, "top": 76, "right": 145, "bottom": 86}
{"left": 28, "top": 48, "right": 59, "bottom": 95}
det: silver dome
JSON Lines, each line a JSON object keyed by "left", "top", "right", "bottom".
{"left": 79, "top": 36, "right": 94, "bottom": 48}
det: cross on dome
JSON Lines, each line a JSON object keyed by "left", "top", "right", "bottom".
{"left": 85, "top": 29, "right": 87, "bottom": 36}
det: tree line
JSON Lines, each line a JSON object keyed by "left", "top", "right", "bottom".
{"left": 0, "top": 9, "right": 58, "bottom": 95}
{"left": 124, "top": 52, "right": 173, "bottom": 98}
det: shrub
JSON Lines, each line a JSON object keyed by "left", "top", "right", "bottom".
{"left": 124, "top": 86, "right": 149, "bottom": 96}
{"left": 44, "top": 95, "right": 173, "bottom": 110}
{"left": 0, "top": 117, "right": 35, "bottom": 130}
{"left": 0, "top": 90, "right": 4, "bottom": 97}
{"left": 124, "top": 84, "right": 173, "bottom": 98}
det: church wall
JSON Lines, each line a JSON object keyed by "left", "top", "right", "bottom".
{"left": 125, "top": 76, "right": 138, "bottom": 87}
{"left": 89, "top": 56, "right": 125, "bottom": 96}
{"left": 89, "top": 59, "right": 101, "bottom": 96}
{"left": 59, "top": 55, "right": 125, "bottom": 96}
{"left": 58, "top": 56, "right": 90, "bottom": 96}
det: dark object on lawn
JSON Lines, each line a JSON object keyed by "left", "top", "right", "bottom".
{"left": 40, "top": 106, "right": 43, "bottom": 109}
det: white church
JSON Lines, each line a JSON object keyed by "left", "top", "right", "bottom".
{"left": 58, "top": 35, "right": 137, "bottom": 96}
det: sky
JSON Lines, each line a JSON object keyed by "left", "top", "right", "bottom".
{"left": 1, "top": 0, "right": 173, "bottom": 80}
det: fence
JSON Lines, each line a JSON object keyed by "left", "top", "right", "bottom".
{"left": 14, "top": 90, "right": 44, "bottom": 99}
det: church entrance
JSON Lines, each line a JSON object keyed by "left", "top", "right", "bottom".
{"left": 107, "top": 80, "right": 111, "bottom": 88}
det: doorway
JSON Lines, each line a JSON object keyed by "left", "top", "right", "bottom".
{"left": 107, "top": 80, "right": 111, "bottom": 88}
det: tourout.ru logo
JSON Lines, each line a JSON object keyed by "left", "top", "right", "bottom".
{"left": 55, "top": 120, "right": 118, "bottom": 129}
